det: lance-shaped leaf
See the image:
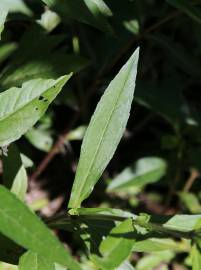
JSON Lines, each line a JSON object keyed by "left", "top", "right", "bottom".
{"left": 19, "top": 251, "right": 55, "bottom": 270}
{"left": 68, "top": 48, "right": 139, "bottom": 208}
{"left": 0, "top": 74, "right": 71, "bottom": 147}
{"left": 0, "top": 186, "right": 81, "bottom": 270}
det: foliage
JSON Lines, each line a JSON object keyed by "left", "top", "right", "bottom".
{"left": 0, "top": 0, "right": 201, "bottom": 269}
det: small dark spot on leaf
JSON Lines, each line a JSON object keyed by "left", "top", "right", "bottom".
{"left": 39, "top": 96, "right": 44, "bottom": 101}
{"left": 36, "top": 107, "right": 39, "bottom": 111}
{"left": 44, "top": 99, "right": 48, "bottom": 102}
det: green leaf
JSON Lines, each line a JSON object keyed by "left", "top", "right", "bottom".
{"left": 179, "top": 192, "right": 201, "bottom": 214}
{"left": 68, "top": 48, "right": 139, "bottom": 208}
{"left": 91, "top": 219, "right": 136, "bottom": 270}
{"left": 3, "top": 144, "right": 28, "bottom": 200}
{"left": 25, "top": 128, "right": 53, "bottom": 152}
{"left": 0, "top": 27, "right": 88, "bottom": 88}
{"left": 136, "top": 251, "right": 174, "bottom": 270}
{"left": 164, "top": 215, "right": 201, "bottom": 232}
{"left": 0, "top": 8, "right": 8, "bottom": 40}
{"left": 19, "top": 251, "right": 55, "bottom": 270}
{"left": 37, "top": 9, "right": 61, "bottom": 32}
{"left": 133, "top": 238, "right": 189, "bottom": 253}
{"left": 66, "top": 125, "right": 87, "bottom": 141}
{"left": 1, "top": 54, "right": 86, "bottom": 88}
{"left": 41, "top": 0, "right": 113, "bottom": 34}
{"left": 0, "top": 185, "right": 81, "bottom": 270}
{"left": 191, "top": 244, "right": 201, "bottom": 270}
{"left": 0, "top": 0, "right": 32, "bottom": 16}
{"left": 166, "top": 0, "right": 201, "bottom": 24}
{"left": 0, "top": 43, "right": 17, "bottom": 64}
{"left": 55, "top": 264, "right": 67, "bottom": 270}
{"left": 0, "top": 262, "right": 18, "bottom": 270}
{"left": 107, "top": 157, "right": 167, "bottom": 192}
{"left": 0, "top": 75, "right": 71, "bottom": 147}
{"left": 20, "top": 153, "right": 33, "bottom": 168}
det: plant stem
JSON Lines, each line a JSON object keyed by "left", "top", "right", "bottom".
{"left": 45, "top": 212, "right": 194, "bottom": 240}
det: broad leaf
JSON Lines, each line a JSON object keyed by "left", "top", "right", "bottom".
{"left": 167, "top": 0, "right": 201, "bottom": 24}
{"left": 3, "top": 144, "right": 28, "bottom": 200}
{"left": 91, "top": 219, "right": 136, "bottom": 270}
{"left": 0, "top": 75, "right": 71, "bottom": 147}
{"left": 107, "top": 157, "right": 167, "bottom": 192}
{"left": 19, "top": 251, "right": 55, "bottom": 270}
{"left": 68, "top": 48, "right": 139, "bottom": 208}
{"left": 0, "top": 186, "right": 81, "bottom": 270}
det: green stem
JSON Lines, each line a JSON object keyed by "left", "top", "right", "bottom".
{"left": 45, "top": 212, "right": 194, "bottom": 240}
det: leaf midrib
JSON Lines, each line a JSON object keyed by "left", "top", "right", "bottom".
{"left": 71, "top": 61, "right": 134, "bottom": 208}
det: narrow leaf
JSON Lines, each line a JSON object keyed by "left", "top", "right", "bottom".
{"left": 0, "top": 75, "right": 71, "bottom": 147}
{"left": 19, "top": 251, "right": 55, "bottom": 270}
{"left": 0, "top": 186, "right": 81, "bottom": 270}
{"left": 3, "top": 144, "right": 28, "bottom": 200}
{"left": 68, "top": 48, "right": 139, "bottom": 208}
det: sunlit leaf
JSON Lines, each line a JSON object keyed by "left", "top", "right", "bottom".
{"left": 68, "top": 48, "right": 139, "bottom": 208}
{"left": 19, "top": 251, "right": 55, "bottom": 270}
{"left": 0, "top": 75, "right": 71, "bottom": 147}
{"left": 0, "top": 185, "right": 81, "bottom": 269}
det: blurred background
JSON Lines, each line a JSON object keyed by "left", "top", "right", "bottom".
{"left": 0, "top": 0, "right": 201, "bottom": 269}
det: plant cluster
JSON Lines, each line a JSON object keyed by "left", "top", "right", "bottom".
{"left": 0, "top": 0, "right": 201, "bottom": 269}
